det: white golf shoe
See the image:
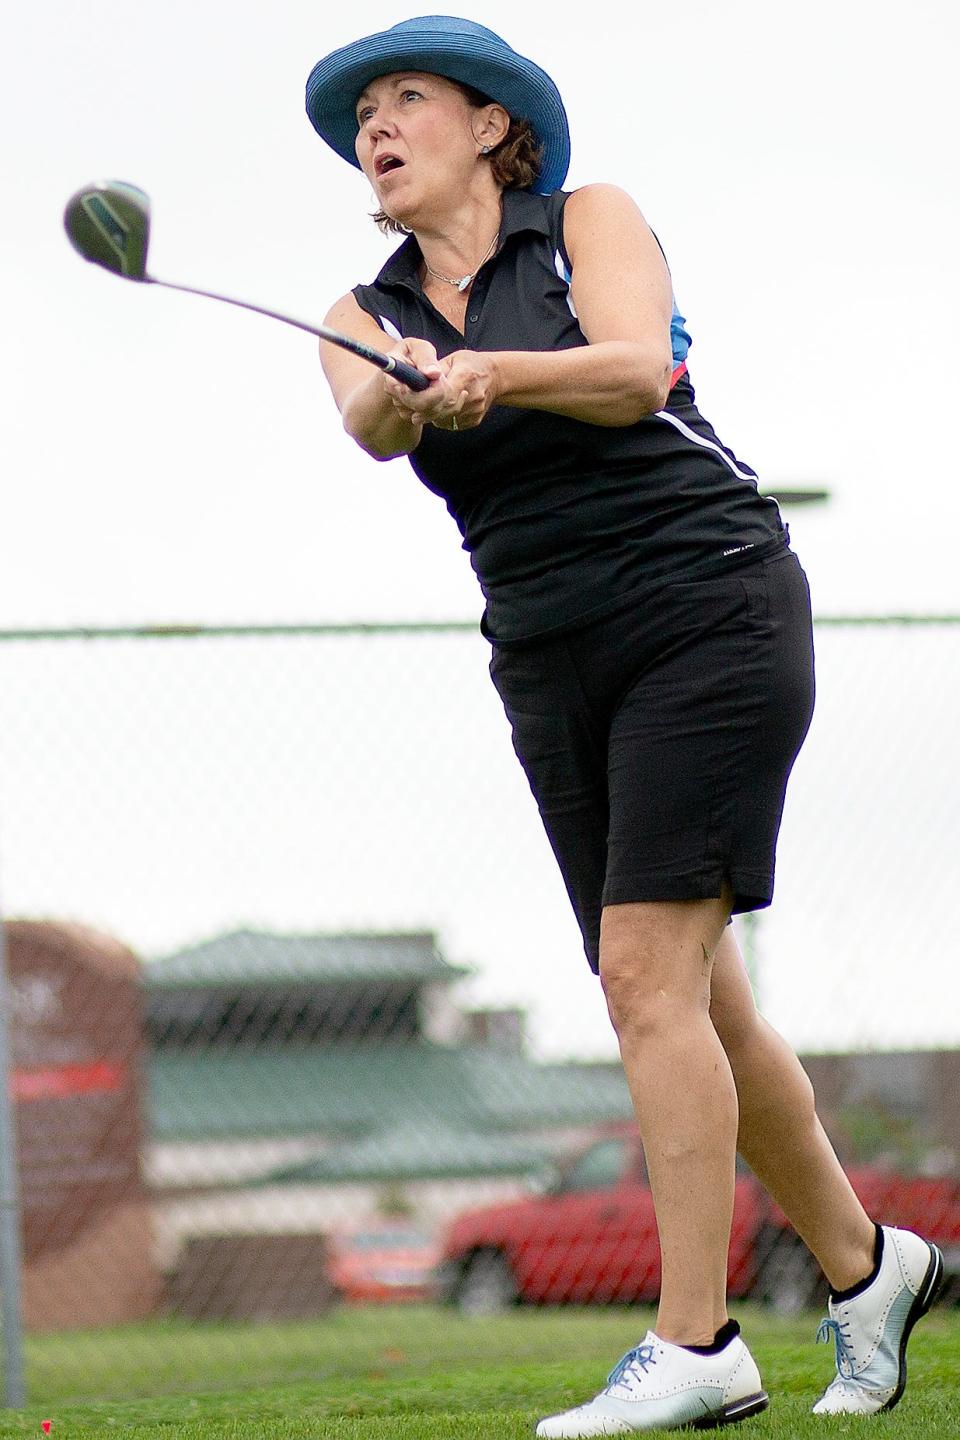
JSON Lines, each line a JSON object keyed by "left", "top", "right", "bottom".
{"left": 535, "top": 1324, "right": 768, "bottom": 1436}
{"left": 813, "top": 1225, "right": 943, "bottom": 1415}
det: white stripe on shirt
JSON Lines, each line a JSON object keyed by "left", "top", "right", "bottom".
{"left": 654, "top": 409, "right": 759, "bottom": 483}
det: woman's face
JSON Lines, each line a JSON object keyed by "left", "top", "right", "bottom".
{"left": 354, "top": 71, "right": 498, "bottom": 223}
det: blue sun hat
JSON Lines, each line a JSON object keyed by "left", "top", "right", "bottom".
{"left": 305, "top": 15, "right": 570, "bottom": 194}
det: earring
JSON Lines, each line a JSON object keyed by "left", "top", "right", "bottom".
{"left": 480, "top": 145, "right": 491, "bottom": 155}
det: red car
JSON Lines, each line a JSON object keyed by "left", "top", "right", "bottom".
{"left": 760, "top": 1165, "right": 960, "bottom": 1313}
{"left": 438, "top": 1130, "right": 960, "bottom": 1315}
{"left": 328, "top": 1223, "right": 441, "bottom": 1304}
{"left": 438, "top": 1129, "right": 765, "bottom": 1315}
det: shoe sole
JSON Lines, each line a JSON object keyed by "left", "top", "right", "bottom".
{"left": 535, "top": 1392, "right": 771, "bottom": 1436}
{"left": 881, "top": 1241, "right": 945, "bottom": 1414}
{"left": 690, "top": 1391, "right": 770, "bottom": 1430}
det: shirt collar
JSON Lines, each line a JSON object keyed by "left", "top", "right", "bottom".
{"left": 374, "top": 188, "right": 555, "bottom": 291}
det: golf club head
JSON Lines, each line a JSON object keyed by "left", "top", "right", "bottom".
{"left": 64, "top": 180, "right": 151, "bottom": 280}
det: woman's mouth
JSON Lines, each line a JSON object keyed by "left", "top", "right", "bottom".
{"left": 375, "top": 153, "right": 405, "bottom": 178}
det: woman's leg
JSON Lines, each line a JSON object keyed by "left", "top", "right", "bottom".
{"left": 709, "top": 926, "right": 876, "bottom": 1289}
{"left": 713, "top": 935, "right": 943, "bottom": 1416}
{"left": 599, "top": 893, "right": 738, "bottom": 1345}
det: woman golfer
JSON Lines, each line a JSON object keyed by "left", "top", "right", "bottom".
{"left": 306, "top": 17, "right": 941, "bottom": 1432}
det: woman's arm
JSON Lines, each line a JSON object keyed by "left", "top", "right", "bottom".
{"left": 320, "top": 294, "right": 455, "bottom": 459}
{"left": 555, "top": 181, "right": 676, "bottom": 418}
{"left": 390, "top": 185, "right": 676, "bottom": 431}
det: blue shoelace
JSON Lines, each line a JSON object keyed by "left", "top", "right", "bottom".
{"left": 607, "top": 1344, "right": 657, "bottom": 1388}
{"left": 816, "top": 1317, "right": 856, "bottom": 1379}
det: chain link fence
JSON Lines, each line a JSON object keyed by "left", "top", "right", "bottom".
{"left": 0, "top": 617, "right": 958, "bottom": 1401}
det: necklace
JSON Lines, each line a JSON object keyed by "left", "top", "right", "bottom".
{"left": 423, "top": 231, "right": 499, "bottom": 293}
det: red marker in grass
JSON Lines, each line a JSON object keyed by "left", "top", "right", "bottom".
{"left": 41, "top": 1423, "right": 52, "bottom": 1434}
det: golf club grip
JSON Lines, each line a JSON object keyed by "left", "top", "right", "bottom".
{"left": 323, "top": 329, "right": 431, "bottom": 390}
{"left": 383, "top": 355, "right": 432, "bottom": 391}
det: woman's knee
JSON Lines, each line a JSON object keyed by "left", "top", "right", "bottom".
{"left": 598, "top": 953, "right": 672, "bottom": 1039}
{"left": 710, "top": 988, "right": 759, "bottom": 1059}
{"left": 708, "top": 928, "right": 764, "bottom": 1057}
{"left": 723, "top": 1010, "right": 819, "bottom": 1126}
{"left": 598, "top": 903, "right": 715, "bottom": 1037}
{"left": 709, "top": 932, "right": 818, "bottom": 1126}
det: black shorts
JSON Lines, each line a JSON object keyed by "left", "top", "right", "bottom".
{"left": 488, "top": 549, "right": 816, "bottom": 972}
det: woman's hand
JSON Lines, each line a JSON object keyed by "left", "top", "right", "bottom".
{"left": 436, "top": 350, "right": 500, "bottom": 430}
{"left": 384, "top": 342, "right": 500, "bottom": 433}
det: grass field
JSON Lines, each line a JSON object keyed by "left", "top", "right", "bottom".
{"left": 1, "top": 1303, "right": 957, "bottom": 1439}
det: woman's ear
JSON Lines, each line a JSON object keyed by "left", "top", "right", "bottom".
{"left": 474, "top": 103, "right": 511, "bottom": 152}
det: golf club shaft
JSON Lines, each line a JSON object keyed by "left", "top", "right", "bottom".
{"left": 148, "top": 276, "right": 431, "bottom": 390}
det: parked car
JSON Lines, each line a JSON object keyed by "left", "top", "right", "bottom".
{"left": 327, "top": 1223, "right": 441, "bottom": 1304}
{"left": 760, "top": 1165, "right": 960, "bottom": 1313}
{"left": 438, "top": 1128, "right": 764, "bottom": 1315}
{"left": 438, "top": 1129, "right": 960, "bottom": 1315}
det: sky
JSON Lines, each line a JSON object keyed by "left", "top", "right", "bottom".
{"left": 1, "top": 0, "right": 958, "bottom": 1060}
{"left": 3, "top": 0, "right": 958, "bottom": 628}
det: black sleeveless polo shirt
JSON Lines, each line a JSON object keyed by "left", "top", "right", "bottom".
{"left": 352, "top": 188, "right": 787, "bottom": 645}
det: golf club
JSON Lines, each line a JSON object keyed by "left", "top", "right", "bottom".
{"left": 63, "top": 180, "right": 431, "bottom": 390}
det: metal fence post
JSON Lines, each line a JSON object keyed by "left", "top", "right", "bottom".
{"left": 0, "top": 912, "right": 26, "bottom": 1407}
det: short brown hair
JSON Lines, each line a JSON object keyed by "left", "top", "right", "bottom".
{"left": 371, "top": 83, "right": 543, "bottom": 236}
